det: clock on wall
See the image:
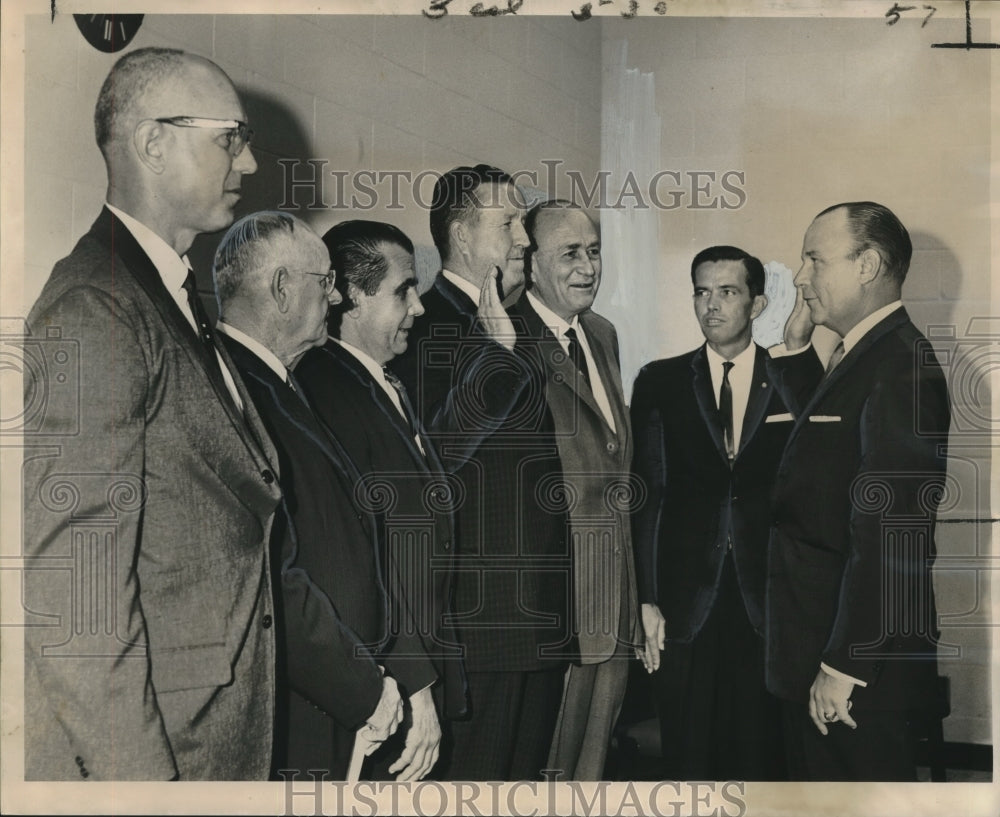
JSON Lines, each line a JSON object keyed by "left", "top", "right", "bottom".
{"left": 74, "top": 14, "right": 144, "bottom": 53}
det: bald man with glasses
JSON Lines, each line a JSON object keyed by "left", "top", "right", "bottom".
{"left": 23, "top": 47, "right": 281, "bottom": 780}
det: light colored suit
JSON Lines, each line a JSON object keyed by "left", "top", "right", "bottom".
{"left": 514, "top": 295, "right": 639, "bottom": 780}
{"left": 22, "top": 208, "right": 282, "bottom": 780}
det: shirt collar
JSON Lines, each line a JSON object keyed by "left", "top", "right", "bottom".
{"left": 216, "top": 321, "right": 288, "bottom": 383}
{"left": 526, "top": 290, "right": 580, "bottom": 338}
{"left": 332, "top": 338, "right": 389, "bottom": 385}
{"left": 106, "top": 203, "right": 192, "bottom": 290}
{"left": 842, "top": 301, "right": 903, "bottom": 354}
{"left": 441, "top": 269, "right": 482, "bottom": 304}
{"left": 704, "top": 338, "right": 756, "bottom": 370}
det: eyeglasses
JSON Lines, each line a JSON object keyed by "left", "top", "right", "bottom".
{"left": 286, "top": 268, "right": 337, "bottom": 294}
{"left": 155, "top": 116, "right": 254, "bottom": 157}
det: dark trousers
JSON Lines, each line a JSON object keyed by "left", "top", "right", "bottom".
{"left": 438, "top": 667, "right": 565, "bottom": 780}
{"left": 651, "top": 553, "right": 784, "bottom": 781}
{"left": 781, "top": 701, "right": 920, "bottom": 781}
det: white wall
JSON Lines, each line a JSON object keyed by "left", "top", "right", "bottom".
{"left": 596, "top": 14, "right": 994, "bottom": 746}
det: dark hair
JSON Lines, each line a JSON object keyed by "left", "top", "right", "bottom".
{"left": 523, "top": 199, "right": 593, "bottom": 286}
{"left": 816, "top": 201, "right": 912, "bottom": 283}
{"left": 322, "top": 220, "right": 415, "bottom": 337}
{"left": 429, "top": 164, "right": 515, "bottom": 261}
{"left": 94, "top": 46, "right": 187, "bottom": 158}
{"left": 690, "top": 245, "right": 766, "bottom": 298}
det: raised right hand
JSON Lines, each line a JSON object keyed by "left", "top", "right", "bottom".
{"left": 783, "top": 286, "right": 816, "bottom": 350}
{"left": 476, "top": 266, "right": 516, "bottom": 350}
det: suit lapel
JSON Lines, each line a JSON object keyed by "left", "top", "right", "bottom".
{"left": 691, "top": 345, "right": 730, "bottom": 465}
{"left": 738, "top": 345, "right": 772, "bottom": 455}
{"left": 91, "top": 208, "right": 269, "bottom": 464}
{"left": 223, "top": 336, "right": 374, "bottom": 533}
{"left": 580, "top": 311, "right": 627, "bottom": 440}
{"left": 322, "top": 342, "right": 437, "bottom": 474}
{"left": 788, "top": 307, "right": 911, "bottom": 444}
{"left": 517, "top": 297, "right": 612, "bottom": 433}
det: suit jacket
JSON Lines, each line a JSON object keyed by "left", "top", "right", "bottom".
{"left": 630, "top": 343, "right": 823, "bottom": 643}
{"left": 221, "top": 336, "right": 438, "bottom": 773}
{"left": 766, "top": 308, "right": 950, "bottom": 710}
{"left": 22, "top": 207, "right": 282, "bottom": 780}
{"left": 389, "top": 274, "right": 573, "bottom": 673}
{"left": 295, "top": 339, "right": 467, "bottom": 719}
{"left": 515, "top": 296, "right": 639, "bottom": 662}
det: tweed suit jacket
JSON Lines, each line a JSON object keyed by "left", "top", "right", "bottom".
{"left": 766, "top": 307, "right": 950, "bottom": 710}
{"left": 630, "top": 343, "right": 822, "bottom": 643}
{"left": 514, "top": 296, "right": 640, "bottom": 662}
{"left": 22, "top": 208, "right": 282, "bottom": 780}
{"left": 296, "top": 339, "right": 468, "bottom": 718}
{"left": 388, "top": 274, "right": 573, "bottom": 673}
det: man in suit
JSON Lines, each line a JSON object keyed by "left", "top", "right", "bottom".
{"left": 212, "top": 211, "right": 410, "bottom": 780}
{"left": 517, "top": 201, "right": 639, "bottom": 780}
{"left": 296, "top": 219, "right": 467, "bottom": 781}
{"left": 767, "top": 202, "right": 951, "bottom": 781}
{"left": 630, "top": 245, "right": 823, "bottom": 780}
{"left": 22, "top": 47, "right": 282, "bottom": 780}
{"left": 389, "top": 165, "right": 573, "bottom": 780}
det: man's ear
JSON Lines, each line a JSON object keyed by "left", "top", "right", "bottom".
{"left": 342, "top": 282, "right": 363, "bottom": 319}
{"left": 750, "top": 293, "right": 768, "bottom": 321}
{"left": 450, "top": 219, "right": 469, "bottom": 260}
{"left": 271, "top": 267, "right": 290, "bottom": 313}
{"left": 133, "top": 120, "right": 167, "bottom": 174}
{"left": 857, "top": 248, "right": 883, "bottom": 285}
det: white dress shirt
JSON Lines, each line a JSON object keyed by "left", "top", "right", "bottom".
{"left": 108, "top": 203, "right": 243, "bottom": 412}
{"left": 215, "top": 322, "right": 289, "bottom": 383}
{"left": 704, "top": 340, "right": 757, "bottom": 455}
{"left": 527, "top": 291, "right": 616, "bottom": 433}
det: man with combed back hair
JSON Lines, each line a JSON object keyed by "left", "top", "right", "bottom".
{"left": 23, "top": 46, "right": 278, "bottom": 780}
{"left": 297, "top": 219, "right": 468, "bottom": 782}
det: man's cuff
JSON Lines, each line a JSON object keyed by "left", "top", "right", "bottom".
{"left": 820, "top": 661, "right": 867, "bottom": 688}
{"left": 768, "top": 341, "right": 813, "bottom": 358}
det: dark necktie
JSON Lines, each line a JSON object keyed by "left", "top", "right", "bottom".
{"left": 564, "top": 327, "right": 592, "bottom": 390}
{"left": 825, "top": 340, "right": 846, "bottom": 377}
{"left": 182, "top": 270, "right": 238, "bottom": 415}
{"left": 383, "top": 367, "right": 426, "bottom": 456}
{"left": 182, "top": 269, "right": 217, "bottom": 352}
{"left": 720, "top": 360, "right": 735, "bottom": 462}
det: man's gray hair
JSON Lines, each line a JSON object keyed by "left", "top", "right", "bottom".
{"left": 213, "top": 211, "right": 307, "bottom": 308}
{"left": 94, "top": 46, "right": 188, "bottom": 158}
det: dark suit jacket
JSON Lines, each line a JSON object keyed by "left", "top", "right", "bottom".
{"left": 23, "top": 208, "right": 282, "bottom": 780}
{"left": 631, "top": 343, "right": 822, "bottom": 643}
{"left": 766, "top": 308, "right": 950, "bottom": 710}
{"left": 222, "top": 336, "right": 431, "bottom": 773}
{"left": 389, "top": 274, "right": 573, "bottom": 673}
{"left": 515, "top": 296, "right": 639, "bottom": 662}
{"left": 296, "top": 339, "right": 467, "bottom": 719}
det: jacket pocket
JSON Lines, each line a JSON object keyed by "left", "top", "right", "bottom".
{"left": 152, "top": 642, "right": 233, "bottom": 692}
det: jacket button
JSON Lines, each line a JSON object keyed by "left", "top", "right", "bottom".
{"left": 261, "top": 469, "right": 275, "bottom": 484}
{"left": 262, "top": 614, "right": 273, "bottom": 629}
{"left": 606, "top": 442, "right": 617, "bottom": 452}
